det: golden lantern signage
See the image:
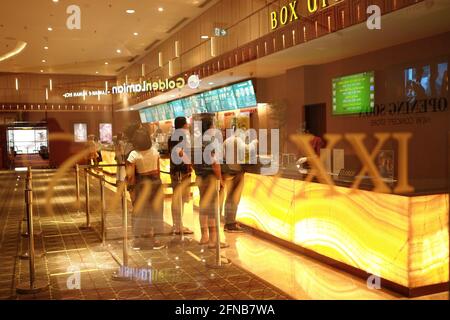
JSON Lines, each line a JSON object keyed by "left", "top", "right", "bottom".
{"left": 270, "top": 0, "right": 344, "bottom": 30}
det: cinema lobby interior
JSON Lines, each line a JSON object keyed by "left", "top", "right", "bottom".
{"left": 0, "top": 0, "right": 449, "bottom": 301}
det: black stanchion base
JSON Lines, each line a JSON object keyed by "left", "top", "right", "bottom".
{"left": 21, "top": 231, "right": 43, "bottom": 238}
{"left": 16, "top": 280, "right": 49, "bottom": 294}
{"left": 19, "top": 252, "right": 29, "bottom": 260}
{"left": 18, "top": 252, "right": 44, "bottom": 260}
{"left": 206, "top": 257, "right": 231, "bottom": 269}
{"left": 90, "top": 244, "right": 108, "bottom": 252}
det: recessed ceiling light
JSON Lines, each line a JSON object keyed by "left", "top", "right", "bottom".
{"left": 133, "top": 32, "right": 139, "bottom": 36}
{"left": 126, "top": 9, "right": 135, "bottom": 14}
{"left": 158, "top": 7, "right": 164, "bottom": 12}
{"left": 40, "top": 70, "right": 44, "bottom": 73}
{"left": 44, "top": 46, "right": 49, "bottom": 50}
{"left": 47, "top": 27, "right": 53, "bottom": 31}
{"left": 105, "top": 62, "right": 109, "bottom": 65}
{"left": 42, "top": 59, "right": 46, "bottom": 63}
{"left": 201, "top": 35, "right": 209, "bottom": 39}
{"left": 52, "top": 0, "right": 59, "bottom": 3}
{"left": 116, "top": 49, "right": 121, "bottom": 54}
{"left": 208, "top": 82, "right": 214, "bottom": 85}
{"left": 95, "top": 71, "right": 99, "bottom": 74}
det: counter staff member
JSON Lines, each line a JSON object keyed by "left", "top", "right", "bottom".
{"left": 168, "top": 117, "right": 194, "bottom": 235}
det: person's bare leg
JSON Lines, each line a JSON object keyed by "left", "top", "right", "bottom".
{"left": 199, "top": 214, "right": 209, "bottom": 244}
{"left": 208, "top": 217, "right": 217, "bottom": 247}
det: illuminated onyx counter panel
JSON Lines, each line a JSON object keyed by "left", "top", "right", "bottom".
{"left": 236, "top": 173, "right": 449, "bottom": 296}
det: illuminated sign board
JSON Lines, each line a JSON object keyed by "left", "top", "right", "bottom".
{"left": 139, "top": 80, "right": 257, "bottom": 124}
{"left": 63, "top": 77, "right": 187, "bottom": 98}
{"left": 270, "top": 0, "right": 344, "bottom": 30}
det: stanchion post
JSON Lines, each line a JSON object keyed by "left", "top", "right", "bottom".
{"left": 112, "top": 183, "right": 132, "bottom": 281}
{"left": 86, "top": 169, "right": 90, "bottom": 227}
{"left": 215, "top": 179, "right": 221, "bottom": 267}
{"left": 79, "top": 168, "right": 91, "bottom": 230}
{"left": 207, "top": 179, "right": 230, "bottom": 269}
{"left": 99, "top": 172, "right": 106, "bottom": 245}
{"left": 122, "top": 185, "right": 129, "bottom": 267}
{"left": 75, "top": 164, "right": 80, "bottom": 212}
{"left": 16, "top": 167, "right": 49, "bottom": 294}
{"left": 179, "top": 172, "right": 185, "bottom": 241}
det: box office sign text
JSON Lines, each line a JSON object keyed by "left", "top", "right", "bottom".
{"left": 270, "top": 0, "right": 345, "bottom": 30}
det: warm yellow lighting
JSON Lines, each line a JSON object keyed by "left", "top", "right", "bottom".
{"left": 236, "top": 173, "right": 449, "bottom": 290}
{"left": 0, "top": 41, "right": 27, "bottom": 62}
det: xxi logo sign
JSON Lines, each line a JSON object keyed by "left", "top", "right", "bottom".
{"left": 291, "top": 133, "right": 414, "bottom": 194}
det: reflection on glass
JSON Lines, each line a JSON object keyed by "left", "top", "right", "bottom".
{"left": 74, "top": 123, "right": 87, "bottom": 142}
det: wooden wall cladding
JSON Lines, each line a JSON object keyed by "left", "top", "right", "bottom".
{"left": 126, "top": 0, "right": 424, "bottom": 106}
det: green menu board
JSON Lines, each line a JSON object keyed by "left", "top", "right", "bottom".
{"left": 233, "top": 80, "right": 257, "bottom": 109}
{"left": 332, "top": 72, "right": 375, "bottom": 115}
{"left": 170, "top": 100, "right": 185, "bottom": 118}
{"left": 203, "top": 89, "right": 222, "bottom": 113}
{"left": 217, "top": 86, "right": 238, "bottom": 111}
{"left": 139, "top": 110, "right": 147, "bottom": 123}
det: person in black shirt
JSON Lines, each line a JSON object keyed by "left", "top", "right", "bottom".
{"left": 168, "top": 117, "right": 194, "bottom": 235}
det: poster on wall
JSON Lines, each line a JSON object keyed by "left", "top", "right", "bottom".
{"left": 74, "top": 123, "right": 87, "bottom": 142}
{"left": 99, "top": 123, "right": 113, "bottom": 143}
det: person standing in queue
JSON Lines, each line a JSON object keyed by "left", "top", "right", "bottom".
{"left": 126, "top": 127, "right": 165, "bottom": 250}
{"left": 114, "top": 133, "right": 126, "bottom": 183}
{"left": 221, "top": 126, "right": 246, "bottom": 233}
{"left": 86, "top": 135, "right": 98, "bottom": 166}
{"left": 193, "top": 117, "right": 228, "bottom": 249}
{"left": 168, "top": 117, "right": 194, "bottom": 235}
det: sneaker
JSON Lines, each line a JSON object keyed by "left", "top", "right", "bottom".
{"left": 224, "top": 223, "right": 245, "bottom": 233}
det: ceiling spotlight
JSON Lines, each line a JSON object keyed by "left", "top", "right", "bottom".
{"left": 158, "top": 7, "right": 164, "bottom": 12}
{"left": 133, "top": 32, "right": 139, "bottom": 36}
{"left": 105, "top": 62, "right": 109, "bottom": 65}
{"left": 208, "top": 82, "right": 214, "bottom": 85}
{"left": 40, "top": 70, "right": 44, "bottom": 73}
{"left": 95, "top": 71, "right": 99, "bottom": 74}
{"left": 47, "top": 27, "right": 53, "bottom": 31}
{"left": 116, "top": 49, "right": 121, "bottom": 54}
{"left": 42, "top": 59, "right": 46, "bottom": 63}
{"left": 126, "top": 9, "right": 135, "bottom": 14}
{"left": 201, "top": 35, "right": 209, "bottom": 39}
{"left": 52, "top": 0, "right": 59, "bottom": 3}
{"left": 44, "top": 46, "right": 49, "bottom": 50}
{"left": 130, "top": 108, "right": 134, "bottom": 111}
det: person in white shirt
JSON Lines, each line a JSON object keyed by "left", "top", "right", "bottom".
{"left": 126, "top": 128, "right": 165, "bottom": 250}
{"left": 221, "top": 127, "right": 251, "bottom": 233}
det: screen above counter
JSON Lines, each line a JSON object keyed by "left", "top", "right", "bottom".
{"left": 332, "top": 71, "right": 375, "bottom": 116}
{"left": 138, "top": 79, "right": 257, "bottom": 123}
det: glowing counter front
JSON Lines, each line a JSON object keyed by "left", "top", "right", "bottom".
{"left": 236, "top": 173, "right": 449, "bottom": 296}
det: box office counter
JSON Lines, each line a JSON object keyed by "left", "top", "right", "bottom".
{"left": 235, "top": 167, "right": 449, "bottom": 297}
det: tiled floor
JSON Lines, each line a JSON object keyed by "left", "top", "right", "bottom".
{"left": 0, "top": 170, "right": 289, "bottom": 300}
{"left": 0, "top": 169, "right": 448, "bottom": 300}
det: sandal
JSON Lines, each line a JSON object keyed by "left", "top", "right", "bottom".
{"left": 208, "top": 242, "right": 229, "bottom": 249}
